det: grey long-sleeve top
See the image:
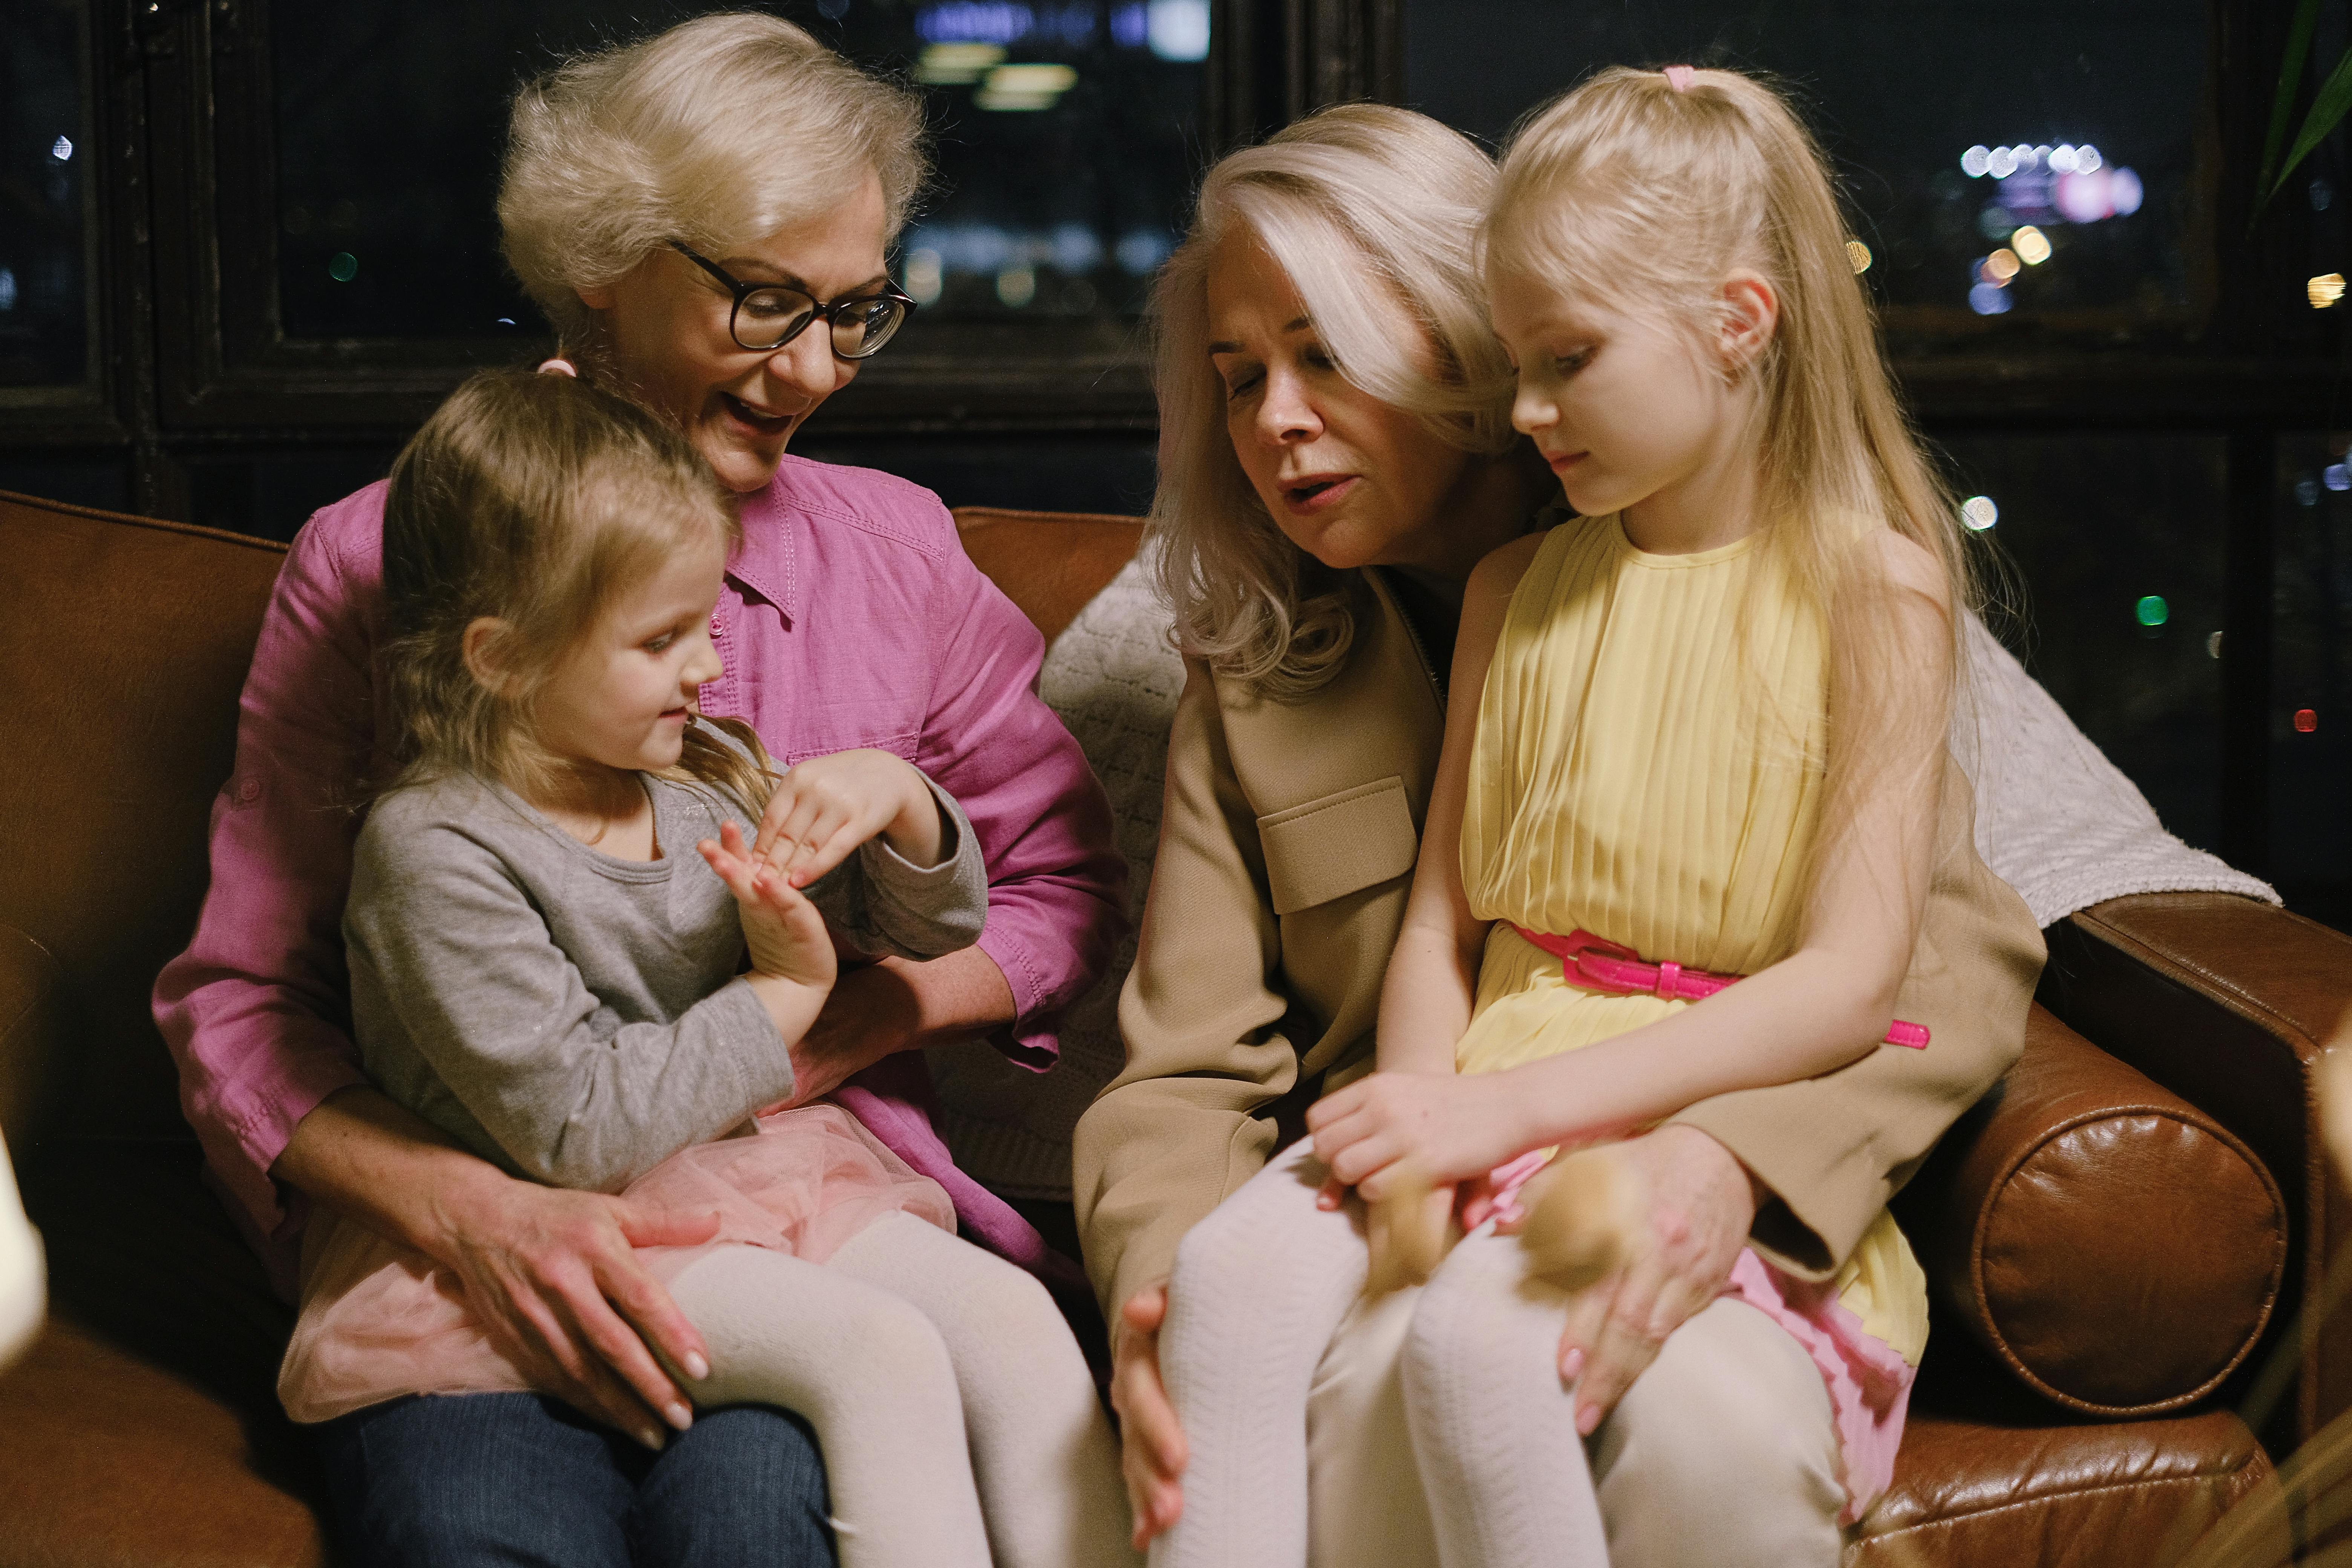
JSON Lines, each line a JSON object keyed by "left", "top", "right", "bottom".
{"left": 345, "top": 761, "right": 988, "bottom": 1194}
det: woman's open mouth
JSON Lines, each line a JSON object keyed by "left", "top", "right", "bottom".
{"left": 1282, "top": 475, "right": 1357, "bottom": 513}
{"left": 720, "top": 392, "right": 797, "bottom": 437}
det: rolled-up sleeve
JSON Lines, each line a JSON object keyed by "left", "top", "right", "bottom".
{"left": 150, "top": 492, "right": 385, "bottom": 1246}
{"left": 916, "top": 548, "right": 1125, "bottom": 1067}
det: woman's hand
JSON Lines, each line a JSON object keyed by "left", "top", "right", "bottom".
{"left": 752, "top": 748, "right": 945, "bottom": 887}
{"left": 277, "top": 1086, "right": 724, "bottom": 1450}
{"left": 1110, "top": 1283, "right": 1188, "bottom": 1550}
{"left": 438, "top": 1175, "right": 726, "bottom": 1450}
{"left": 1305, "top": 1070, "right": 1527, "bottom": 1200}
{"left": 1551, "top": 1124, "right": 1758, "bottom": 1434}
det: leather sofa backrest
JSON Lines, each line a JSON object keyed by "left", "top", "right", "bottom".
{"left": 0, "top": 492, "right": 288, "bottom": 1146}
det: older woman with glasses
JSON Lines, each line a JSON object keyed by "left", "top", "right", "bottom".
{"left": 153, "top": 15, "right": 1121, "bottom": 1565}
{"left": 1075, "top": 104, "right": 2042, "bottom": 1564}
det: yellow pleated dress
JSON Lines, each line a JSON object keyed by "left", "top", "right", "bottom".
{"left": 1456, "top": 514, "right": 1926, "bottom": 1522}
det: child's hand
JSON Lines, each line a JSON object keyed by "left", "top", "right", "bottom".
{"left": 1305, "top": 1070, "right": 1524, "bottom": 1199}
{"left": 752, "top": 749, "right": 945, "bottom": 888}
{"left": 700, "top": 822, "right": 836, "bottom": 991}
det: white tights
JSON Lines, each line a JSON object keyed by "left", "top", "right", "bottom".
{"left": 1157, "top": 1142, "right": 1844, "bottom": 1568}
{"left": 664, "top": 1212, "right": 1137, "bottom": 1568}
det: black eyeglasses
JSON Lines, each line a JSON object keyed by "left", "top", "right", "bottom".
{"left": 669, "top": 241, "right": 917, "bottom": 360}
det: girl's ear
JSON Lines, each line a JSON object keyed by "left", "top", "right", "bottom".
{"left": 461, "top": 616, "right": 518, "bottom": 696}
{"left": 1717, "top": 271, "right": 1779, "bottom": 373}
{"left": 575, "top": 283, "right": 616, "bottom": 312}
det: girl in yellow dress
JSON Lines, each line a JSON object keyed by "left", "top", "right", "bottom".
{"left": 1156, "top": 65, "right": 1994, "bottom": 1568}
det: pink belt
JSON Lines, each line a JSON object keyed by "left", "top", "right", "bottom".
{"left": 1509, "top": 926, "right": 1929, "bottom": 1050}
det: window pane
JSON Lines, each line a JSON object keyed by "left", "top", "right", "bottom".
{"left": 2274, "top": 436, "right": 2352, "bottom": 912}
{"left": 271, "top": 1, "right": 1207, "bottom": 341}
{"left": 1937, "top": 433, "right": 2226, "bottom": 853}
{"left": 0, "top": 0, "right": 92, "bottom": 386}
{"left": 1403, "top": 0, "right": 2207, "bottom": 352}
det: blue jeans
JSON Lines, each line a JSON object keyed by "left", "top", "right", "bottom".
{"left": 315, "top": 1393, "right": 838, "bottom": 1567}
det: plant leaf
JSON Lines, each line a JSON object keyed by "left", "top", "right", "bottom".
{"left": 2262, "top": 0, "right": 2323, "bottom": 198}
{"left": 2271, "top": 43, "right": 2352, "bottom": 204}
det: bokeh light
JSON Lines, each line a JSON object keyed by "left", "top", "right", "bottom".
{"left": 1983, "top": 248, "right": 2022, "bottom": 283}
{"left": 1960, "top": 496, "right": 1999, "bottom": 531}
{"left": 2310, "top": 274, "right": 2346, "bottom": 309}
{"left": 1968, "top": 282, "right": 2013, "bottom": 315}
{"left": 1846, "top": 239, "right": 1872, "bottom": 274}
{"left": 2012, "top": 226, "right": 2052, "bottom": 265}
{"left": 328, "top": 252, "right": 358, "bottom": 282}
{"left": 2135, "top": 594, "right": 2170, "bottom": 628}
{"left": 2326, "top": 464, "right": 2350, "bottom": 492}
{"left": 2295, "top": 709, "right": 2320, "bottom": 733}
{"left": 1961, "top": 145, "right": 1991, "bottom": 178}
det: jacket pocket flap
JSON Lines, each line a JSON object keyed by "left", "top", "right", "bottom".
{"left": 1257, "top": 776, "right": 1418, "bottom": 917}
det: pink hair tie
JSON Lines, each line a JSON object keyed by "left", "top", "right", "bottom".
{"left": 1664, "top": 65, "right": 1697, "bottom": 93}
{"left": 536, "top": 356, "right": 578, "bottom": 378}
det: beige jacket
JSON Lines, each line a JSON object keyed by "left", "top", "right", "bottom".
{"left": 1072, "top": 568, "right": 2046, "bottom": 1325}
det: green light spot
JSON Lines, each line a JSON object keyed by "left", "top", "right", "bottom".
{"left": 328, "top": 252, "right": 359, "bottom": 283}
{"left": 2135, "top": 594, "right": 2170, "bottom": 628}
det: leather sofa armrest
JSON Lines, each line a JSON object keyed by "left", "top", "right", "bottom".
{"left": 1897, "top": 1004, "right": 2285, "bottom": 1415}
{"left": 2037, "top": 893, "right": 2352, "bottom": 1452}
{"left": 0, "top": 923, "right": 64, "bottom": 1163}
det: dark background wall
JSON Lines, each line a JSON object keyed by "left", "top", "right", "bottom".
{"left": 1, "top": 0, "right": 2344, "bottom": 929}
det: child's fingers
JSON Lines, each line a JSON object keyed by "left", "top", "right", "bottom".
{"left": 696, "top": 837, "right": 762, "bottom": 903}
{"left": 1316, "top": 1173, "right": 1348, "bottom": 1211}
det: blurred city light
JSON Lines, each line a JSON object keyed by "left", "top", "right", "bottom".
{"left": 1968, "top": 281, "right": 2013, "bottom": 314}
{"left": 2135, "top": 594, "right": 2170, "bottom": 628}
{"left": 2294, "top": 709, "right": 2319, "bottom": 733}
{"left": 2012, "top": 225, "right": 2052, "bottom": 265}
{"left": 2311, "top": 273, "right": 2346, "bottom": 309}
{"left": 1983, "top": 249, "right": 2021, "bottom": 283}
{"left": 914, "top": 42, "right": 1006, "bottom": 83}
{"left": 1960, "top": 495, "right": 1999, "bottom": 531}
{"left": 1961, "top": 145, "right": 1991, "bottom": 177}
{"left": 1846, "top": 239, "right": 1872, "bottom": 274}
{"left": 49, "top": 136, "right": 71, "bottom": 162}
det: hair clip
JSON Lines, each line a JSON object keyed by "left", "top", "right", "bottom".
{"left": 536, "top": 357, "right": 579, "bottom": 378}
{"left": 1663, "top": 65, "right": 1697, "bottom": 93}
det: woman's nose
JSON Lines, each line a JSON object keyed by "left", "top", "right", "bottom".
{"left": 1255, "top": 368, "right": 1322, "bottom": 447}
{"left": 766, "top": 326, "right": 838, "bottom": 403}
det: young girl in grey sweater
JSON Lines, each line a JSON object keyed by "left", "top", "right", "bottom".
{"left": 276, "top": 368, "right": 1132, "bottom": 1568}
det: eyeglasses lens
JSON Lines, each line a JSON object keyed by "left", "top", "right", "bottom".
{"left": 831, "top": 297, "right": 906, "bottom": 358}
{"left": 736, "top": 288, "right": 818, "bottom": 351}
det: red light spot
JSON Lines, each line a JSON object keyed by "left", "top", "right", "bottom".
{"left": 2294, "top": 709, "right": 2319, "bottom": 733}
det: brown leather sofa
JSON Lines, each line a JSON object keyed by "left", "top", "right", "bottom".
{"left": 2, "top": 487, "right": 2347, "bottom": 1566}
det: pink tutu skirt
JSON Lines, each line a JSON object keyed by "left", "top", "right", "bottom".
{"left": 279, "top": 1102, "right": 956, "bottom": 1423}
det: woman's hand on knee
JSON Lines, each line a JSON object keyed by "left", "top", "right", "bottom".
{"left": 1553, "top": 1126, "right": 1756, "bottom": 1436}
{"left": 435, "top": 1174, "right": 721, "bottom": 1448}
{"left": 1111, "top": 1283, "right": 1187, "bottom": 1549}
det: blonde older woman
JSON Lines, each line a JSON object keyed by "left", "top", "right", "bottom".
{"left": 1072, "top": 105, "right": 2042, "bottom": 1563}
{"left": 154, "top": 15, "right": 1122, "bottom": 1565}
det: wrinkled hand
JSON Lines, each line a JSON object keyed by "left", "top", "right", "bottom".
{"left": 437, "top": 1175, "right": 723, "bottom": 1449}
{"left": 1551, "top": 1124, "right": 1758, "bottom": 1434}
{"left": 1305, "top": 1070, "right": 1521, "bottom": 1201}
{"left": 700, "top": 822, "right": 836, "bottom": 990}
{"left": 767, "top": 962, "right": 924, "bottom": 1110}
{"left": 1111, "top": 1284, "right": 1187, "bottom": 1550}
{"left": 752, "top": 748, "right": 941, "bottom": 888}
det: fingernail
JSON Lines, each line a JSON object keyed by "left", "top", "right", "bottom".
{"left": 1559, "top": 1347, "right": 1583, "bottom": 1381}
{"left": 683, "top": 1352, "right": 710, "bottom": 1380}
{"left": 666, "top": 1401, "right": 693, "bottom": 1430}
{"left": 1576, "top": 1403, "right": 1600, "bottom": 1436}
{"left": 640, "top": 1427, "right": 665, "bottom": 1450}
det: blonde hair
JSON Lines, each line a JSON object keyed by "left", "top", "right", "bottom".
{"left": 500, "top": 12, "right": 928, "bottom": 346}
{"left": 1488, "top": 67, "right": 1974, "bottom": 847}
{"left": 381, "top": 369, "right": 778, "bottom": 815}
{"left": 1150, "top": 104, "right": 1517, "bottom": 700}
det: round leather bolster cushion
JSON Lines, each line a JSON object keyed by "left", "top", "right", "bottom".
{"left": 1900, "top": 1004, "right": 2286, "bottom": 1416}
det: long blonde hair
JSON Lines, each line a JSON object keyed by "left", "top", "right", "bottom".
{"left": 499, "top": 12, "right": 928, "bottom": 348}
{"left": 380, "top": 369, "right": 777, "bottom": 815}
{"left": 1150, "top": 104, "right": 1518, "bottom": 699}
{"left": 1488, "top": 67, "right": 1974, "bottom": 849}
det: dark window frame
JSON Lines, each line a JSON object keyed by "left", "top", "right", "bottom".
{"left": 0, "top": 0, "right": 2339, "bottom": 896}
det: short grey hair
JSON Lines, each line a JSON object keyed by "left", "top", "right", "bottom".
{"left": 499, "top": 12, "right": 927, "bottom": 345}
{"left": 1150, "top": 104, "right": 1514, "bottom": 700}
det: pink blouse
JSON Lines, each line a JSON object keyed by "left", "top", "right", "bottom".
{"left": 153, "top": 455, "right": 1124, "bottom": 1294}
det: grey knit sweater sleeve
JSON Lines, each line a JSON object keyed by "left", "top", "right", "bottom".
{"left": 344, "top": 781, "right": 795, "bottom": 1194}
{"left": 800, "top": 772, "right": 989, "bottom": 962}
